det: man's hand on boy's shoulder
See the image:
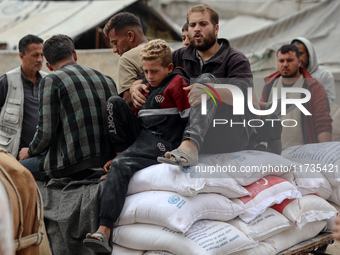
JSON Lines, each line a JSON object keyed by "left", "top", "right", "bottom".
{"left": 184, "top": 82, "right": 215, "bottom": 107}
{"left": 130, "top": 80, "right": 149, "bottom": 110}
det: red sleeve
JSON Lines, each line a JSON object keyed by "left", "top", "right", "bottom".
{"left": 260, "top": 85, "right": 267, "bottom": 102}
{"left": 309, "top": 83, "right": 332, "bottom": 135}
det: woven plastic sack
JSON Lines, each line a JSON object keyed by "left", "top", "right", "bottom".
{"left": 113, "top": 220, "right": 258, "bottom": 255}
{"left": 117, "top": 191, "right": 244, "bottom": 233}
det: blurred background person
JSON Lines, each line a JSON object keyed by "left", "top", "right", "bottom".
{"left": 291, "top": 37, "right": 335, "bottom": 105}
{"left": 181, "top": 22, "right": 190, "bottom": 47}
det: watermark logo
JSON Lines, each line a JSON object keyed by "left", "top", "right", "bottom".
{"left": 197, "top": 84, "right": 311, "bottom": 128}
{"left": 197, "top": 83, "right": 222, "bottom": 115}
{"left": 200, "top": 85, "right": 311, "bottom": 116}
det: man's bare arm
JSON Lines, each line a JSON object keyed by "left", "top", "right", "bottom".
{"left": 130, "top": 80, "right": 149, "bottom": 109}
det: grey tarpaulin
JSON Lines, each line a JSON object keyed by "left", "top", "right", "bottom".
{"left": 37, "top": 173, "right": 105, "bottom": 255}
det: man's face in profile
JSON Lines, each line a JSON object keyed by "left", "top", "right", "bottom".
{"left": 108, "top": 28, "right": 132, "bottom": 56}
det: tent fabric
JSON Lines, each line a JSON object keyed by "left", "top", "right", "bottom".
{"left": 228, "top": 0, "right": 340, "bottom": 73}
{"left": 226, "top": 0, "right": 340, "bottom": 103}
{"left": 0, "top": 0, "right": 136, "bottom": 49}
{"left": 219, "top": 16, "right": 273, "bottom": 40}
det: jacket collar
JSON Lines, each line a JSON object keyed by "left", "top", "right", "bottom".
{"left": 61, "top": 61, "right": 77, "bottom": 69}
{"left": 182, "top": 38, "right": 231, "bottom": 64}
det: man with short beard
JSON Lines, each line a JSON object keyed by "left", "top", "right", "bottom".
{"left": 158, "top": 4, "right": 256, "bottom": 163}
{"left": 260, "top": 44, "right": 331, "bottom": 149}
{"left": 104, "top": 12, "right": 148, "bottom": 106}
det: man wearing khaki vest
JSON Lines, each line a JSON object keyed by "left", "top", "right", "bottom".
{"left": 0, "top": 34, "right": 47, "bottom": 158}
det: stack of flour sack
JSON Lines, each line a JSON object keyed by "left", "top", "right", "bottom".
{"left": 111, "top": 141, "right": 340, "bottom": 255}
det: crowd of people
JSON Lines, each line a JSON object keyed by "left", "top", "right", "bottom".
{"left": 0, "top": 3, "right": 339, "bottom": 254}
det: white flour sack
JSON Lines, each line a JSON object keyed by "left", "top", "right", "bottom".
{"left": 116, "top": 191, "right": 244, "bottom": 233}
{"left": 199, "top": 150, "right": 296, "bottom": 186}
{"left": 282, "top": 171, "right": 333, "bottom": 199}
{"left": 128, "top": 163, "right": 250, "bottom": 198}
{"left": 328, "top": 188, "right": 340, "bottom": 206}
{"left": 112, "top": 220, "right": 258, "bottom": 255}
{"left": 111, "top": 244, "right": 144, "bottom": 255}
{"left": 271, "top": 194, "right": 337, "bottom": 230}
{"left": 232, "top": 176, "right": 301, "bottom": 222}
{"left": 329, "top": 201, "right": 340, "bottom": 213}
{"left": 229, "top": 242, "right": 275, "bottom": 255}
{"left": 264, "top": 221, "right": 327, "bottom": 254}
{"left": 228, "top": 208, "right": 292, "bottom": 241}
{"left": 282, "top": 142, "right": 340, "bottom": 186}
{"left": 143, "top": 251, "right": 175, "bottom": 255}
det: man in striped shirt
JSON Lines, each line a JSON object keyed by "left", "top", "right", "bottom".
{"left": 19, "top": 34, "right": 117, "bottom": 181}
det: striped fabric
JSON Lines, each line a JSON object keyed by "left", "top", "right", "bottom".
{"left": 28, "top": 62, "right": 117, "bottom": 176}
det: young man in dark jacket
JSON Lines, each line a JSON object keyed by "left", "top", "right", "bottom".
{"left": 260, "top": 44, "right": 332, "bottom": 149}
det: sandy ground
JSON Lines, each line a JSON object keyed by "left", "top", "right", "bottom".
{"left": 326, "top": 240, "right": 340, "bottom": 254}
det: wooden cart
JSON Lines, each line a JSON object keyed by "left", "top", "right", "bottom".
{"left": 278, "top": 233, "right": 334, "bottom": 255}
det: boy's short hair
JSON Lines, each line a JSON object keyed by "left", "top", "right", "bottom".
{"left": 140, "top": 39, "right": 172, "bottom": 67}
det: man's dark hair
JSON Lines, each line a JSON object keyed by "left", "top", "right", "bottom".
{"left": 103, "top": 12, "right": 142, "bottom": 37}
{"left": 277, "top": 44, "right": 300, "bottom": 58}
{"left": 43, "top": 34, "right": 75, "bottom": 65}
{"left": 18, "top": 34, "right": 43, "bottom": 54}
{"left": 291, "top": 39, "right": 303, "bottom": 48}
{"left": 182, "top": 23, "right": 188, "bottom": 32}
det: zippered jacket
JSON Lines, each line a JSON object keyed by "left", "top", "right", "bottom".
{"left": 136, "top": 67, "right": 190, "bottom": 148}
{"left": 261, "top": 68, "right": 332, "bottom": 143}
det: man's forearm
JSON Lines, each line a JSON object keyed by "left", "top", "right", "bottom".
{"left": 318, "top": 131, "right": 332, "bottom": 143}
{"left": 122, "top": 90, "right": 132, "bottom": 107}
